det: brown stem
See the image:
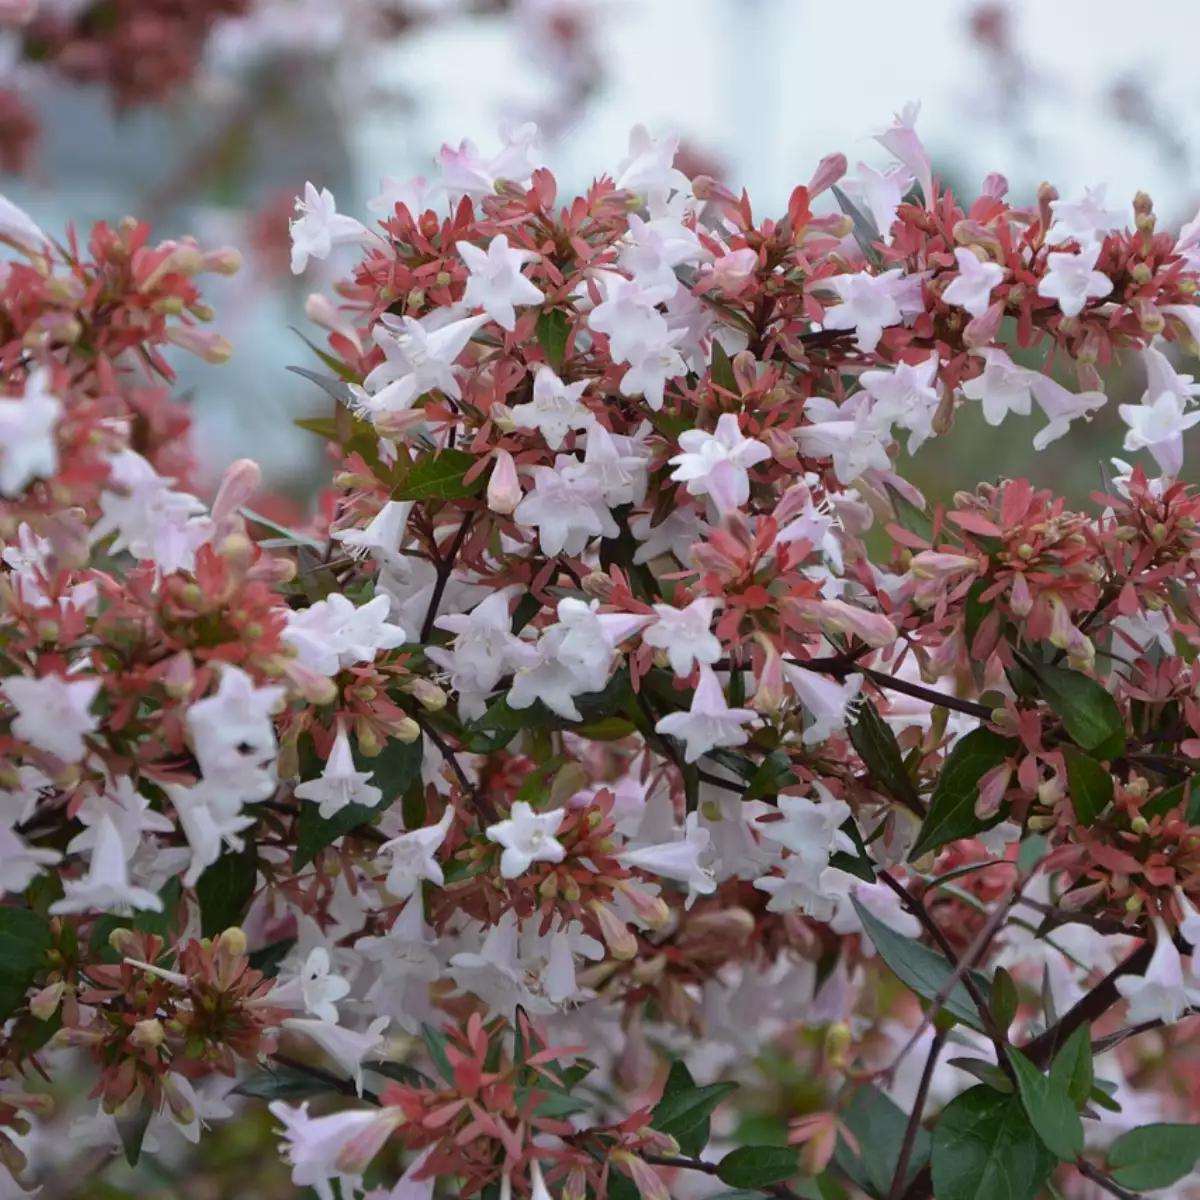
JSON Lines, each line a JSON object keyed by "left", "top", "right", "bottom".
{"left": 640, "top": 1153, "right": 802, "bottom": 1200}
{"left": 413, "top": 712, "right": 497, "bottom": 825}
{"left": 1076, "top": 1158, "right": 1145, "bottom": 1200}
{"left": 1021, "top": 938, "right": 1154, "bottom": 1068}
{"left": 420, "top": 511, "right": 476, "bottom": 644}
{"left": 888, "top": 1027, "right": 948, "bottom": 1200}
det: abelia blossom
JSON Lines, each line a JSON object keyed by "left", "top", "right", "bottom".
{"left": 1, "top": 672, "right": 101, "bottom": 763}
{"left": 654, "top": 665, "right": 757, "bottom": 763}
{"left": 458, "top": 234, "right": 544, "bottom": 331}
{"left": 290, "top": 183, "right": 369, "bottom": 274}
{"left": 485, "top": 801, "right": 567, "bottom": 879}
{"left": 0, "top": 367, "right": 61, "bottom": 497}
{"left": 1036, "top": 241, "right": 1114, "bottom": 317}
{"left": 510, "top": 367, "right": 592, "bottom": 449}
{"left": 668, "top": 413, "right": 771, "bottom": 511}
{"left": 294, "top": 724, "right": 384, "bottom": 819}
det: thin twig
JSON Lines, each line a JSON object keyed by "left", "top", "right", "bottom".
{"left": 420, "top": 511, "right": 475, "bottom": 644}
{"left": 414, "top": 712, "right": 497, "bottom": 825}
{"left": 888, "top": 1027, "right": 948, "bottom": 1200}
{"left": 1076, "top": 1158, "right": 1145, "bottom": 1200}
{"left": 640, "top": 1153, "right": 802, "bottom": 1200}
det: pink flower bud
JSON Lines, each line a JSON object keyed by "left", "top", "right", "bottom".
{"left": 166, "top": 326, "right": 233, "bottom": 365}
{"left": 982, "top": 172, "right": 1009, "bottom": 200}
{"left": 304, "top": 293, "right": 363, "bottom": 353}
{"left": 963, "top": 300, "right": 1005, "bottom": 348}
{"left": 486, "top": 448, "right": 522, "bottom": 515}
{"left": 210, "top": 457, "right": 261, "bottom": 540}
{"left": 751, "top": 632, "right": 786, "bottom": 714}
{"left": 0, "top": 0, "right": 37, "bottom": 24}
{"left": 202, "top": 247, "right": 243, "bottom": 276}
{"left": 610, "top": 1153, "right": 670, "bottom": 1200}
{"left": 28, "top": 981, "right": 64, "bottom": 1022}
{"left": 807, "top": 152, "right": 848, "bottom": 198}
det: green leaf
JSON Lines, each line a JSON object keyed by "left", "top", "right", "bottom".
{"left": 1064, "top": 748, "right": 1114, "bottom": 826}
{"left": 294, "top": 801, "right": 380, "bottom": 871}
{"left": 0, "top": 907, "right": 52, "bottom": 1020}
{"left": 514, "top": 1087, "right": 590, "bottom": 1119}
{"left": 710, "top": 340, "right": 739, "bottom": 395}
{"left": 848, "top": 699, "right": 923, "bottom": 814}
{"left": 930, "top": 1086, "right": 1057, "bottom": 1200}
{"left": 1007, "top": 1048, "right": 1084, "bottom": 1160}
{"left": 829, "top": 817, "right": 877, "bottom": 883}
{"left": 421, "top": 1024, "right": 455, "bottom": 1084}
{"left": 1016, "top": 834, "right": 1049, "bottom": 876}
{"left": 367, "top": 1060, "right": 435, "bottom": 1088}
{"left": 1142, "top": 777, "right": 1199, "bottom": 822}
{"left": 248, "top": 938, "right": 296, "bottom": 978}
{"left": 946, "top": 1058, "right": 1014, "bottom": 1094}
{"left": 835, "top": 1083, "right": 931, "bottom": 1198}
{"left": 1034, "top": 662, "right": 1125, "bottom": 760}
{"left": 990, "top": 967, "right": 1018, "bottom": 1032}
{"left": 1107, "top": 1124, "right": 1200, "bottom": 1190}
{"left": 536, "top": 309, "right": 571, "bottom": 370}
{"left": 1049, "top": 1023, "right": 1093, "bottom": 1110}
{"left": 884, "top": 483, "right": 935, "bottom": 543}
{"left": 367, "top": 734, "right": 425, "bottom": 802}
{"left": 117, "top": 1101, "right": 154, "bottom": 1167}
{"left": 195, "top": 838, "right": 258, "bottom": 939}
{"left": 232, "top": 1066, "right": 332, "bottom": 1101}
{"left": 392, "top": 449, "right": 485, "bottom": 501}
{"left": 716, "top": 1146, "right": 799, "bottom": 1189}
{"left": 744, "top": 750, "right": 795, "bottom": 801}
{"left": 852, "top": 898, "right": 991, "bottom": 1031}
{"left": 651, "top": 1062, "right": 738, "bottom": 1157}
{"left": 909, "top": 728, "right": 1016, "bottom": 860}
{"left": 286, "top": 364, "right": 355, "bottom": 406}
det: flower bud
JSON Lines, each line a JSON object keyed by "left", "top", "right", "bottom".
{"left": 393, "top": 717, "right": 422, "bottom": 745}
{"left": 129, "top": 1018, "right": 166, "bottom": 1051}
{"left": 202, "top": 246, "right": 242, "bottom": 276}
{"left": 305, "top": 292, "right": 363, "bottom": 352}
{"left": 486, "top": 448, "right": 522, "bottom": 515}
{"left": 166, "top": 326, "right": 234, "bottom": 365}
{"left": 28, "top": 981, "right": 64, "bottom": 1022}
{"left": 589, "top": 900, "right": 638, "bottom": 960}
{"left": 806, "top": 152, "right": 847, "bottom": 198}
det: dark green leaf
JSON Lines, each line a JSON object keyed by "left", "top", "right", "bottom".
{"left": 829, "top": 817, "right": 876, "bottom": 883}
{"left": 835, "top": 1083, "right": 930, "bottom": 1197}
{"left": 367, "top": 1060, "right": 436, "bottom": 1088}
{"left": 946, "top": 1058, "right": 1014, "bottom": 1094}
{"left": 514, "top": 1087, "right": 590, "bottom": 1118}
{"left": 852, "top": 898, "right": 991, "bottom": 1030}
{"left": 716, "top": 1146, "right": 799, "bottom": 1189}
{"left": 1049, "top": 1023, "right": 1093, "bottom": 1111}
{"left": 651, "top": 1063, "right": 738, "bottom": 1157}
{"left": 536, "top": 309, "right": 571, "bottom": 370}
{"left": 294, "top": 801, "right": 380, "bottom": 871}
{"left": 831, "top": 184, "right": 883, "bottom": 267}
{"left": 1007, "top": 1048, "right": 1084, "bottom": 1160}
{"left": 1064, "top": 748, "right": 1114, "bottom": 826}
{"left": 1016, "top": 834, "right": 1049, "bottom": 876}
{"left": 930, "top": 1086, "right": 1057, "bottom": 1200}
{"left": 248, "top": 938, "right": 297, "bottom": 978}
{"left": 744, "top": 750, "right": 795, "bottom": 800}
{"left": 367, "top": 734, "right": 425, "bottom": 801}
{"left": 196, "top": 838, "right": 258, "bottom": 939}
{"left": 0, "top": 907, "right": 52, "bottom": 1021}
{"left": 285, "top": 364, "right": 355, "bottom": 406}
{"left": 849, "top": 699, "right": 923, "bottom": 814}
{"left": 991, "top": 967, "right": 1018, "bottom": 1032}
{"left": 1142, "top": 777, "right": 1199, "bottom": 822}
{"left": 232, "top": 1066, "right": 332, "bottom": 1101}
{"left": 909, "top": 728, "right": 1016, "bottom": 860}
{"left": 1035, "top": 663, "right": 1125, "bottom": 760}
{"left": 710, "top": 340, "right": 739, "bottom": 395}
{"left": 1107, "top": 1124, "right": 1200, "bottom": 1190}
{"left": 884, "top": 483, "right": 935, "bottom": 543}
{"left": 117, "top": 1101, "right": 153, "bottom": 1167}
{"left": 289, "top": 327, "right": 362, "bottom": 382}
{"left": 392, "top": 449, "right": 485, "bottom": 501}
{"left": 1089, "top": 1079, "right": 1122, "bottom": 1113}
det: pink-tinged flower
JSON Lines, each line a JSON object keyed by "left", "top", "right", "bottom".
{"left": 818, "top": 268, "right": 909, "bottom": 352}
{"left": 859, "top": 355, "right": 941, "bottom": 454}
{"left": 797, "top": 395, "right": 892, "bottom": 484}
{"left": 333, "top": 501, "right": 413, "bottom": 570}
{"left": 269, "top": 947, "right": 352, "bottom": 1024}
{"left": 840, "top": 161, "right": 913, "bottom": 241}
{"left": 1118, "top": 391, "right": 1200, "bottom": 478}
{"left": 654, "top": 665, "right": 758, "bottom": 763}
{"left": 165, "top": 777, "right": 256, "bottom": 887}
{"left": 1029, "top": 375, "right": 1106, "bottom": 450}
{"left": 49, "top": 816, "right": 163, "bottom": 915}
{"left": 942, "top": 247, "right": 1005, "bottom": 318}
{"left": 874, "top": 102, "right": 933, "bottom": 210}
{"left": 486, "top": 448, "right": 522, "bottom": 515}
{"left": 367, "top": 175, "right": 429, "bottom": 218}
{"left": 294, "top": 724, "right": 384, "bottom": 820}
{"left": 783, "top": 664, "right": 863, "bottom": 745}
{"left": 289, "top": 183, "right": 368, "bottom": 275}
{"left": 269, "top": 1100, "right": 398, "bottom": 1198}
{"left": 619, "top": 213, "right": 706, "bottom": 293}
{"left": 282, "top": 1016, "right": 390, "bottom": 1096}
{"left": 511, "top": 367, "right": 591, "bottom": 449}
{"left": 668, "top": 412, "right": 771, "bottom": 512}
{"left": 961, "top": 348, "right": 1039, "bottom": 426}
{"left": 458, "top": 234, "right": 544, "bottom": 332}
{"left": 437, "top": 122, "right": 541, "bottom": 198}
{"left": 0, "top": 366, "right": 61, "bottom": 497}
{"left": 512, "top": 456, "right": 617, "bottom": 556}
{"left": 643, "top": 596, "right": 722, "bottom": 678}
{"left": 363, "top": 313, "right": 489, "bottom": 414}
{"left": 615, "top": 124, "right": 692, "bottom": 215}
{"left": 186, "top": 665, "right": 284, "bottom": 794}
{"left": 617, "top": 812, "right": 716, "bottom": 907}
{"left": 380, "top": 807, "right": 455, "bottom": 899}
{"left": 1036, "top": 241, "right": 1113, "bottom": 317}
{"left": 485, "top": 800, "right": 567, "bottom": 879}
{"left": 284, "top": 593, "right": 407, "bottom": 678}
{"left": 619, "top": 336, "right": 688, "bottom": 411}
{"left": 0, "top": 193, "right": 48, "bottom": 253}
{"left": 587, "top": 272, "right": 674, "bottom": 363}
{"left": 1, "top": 672, "right": 100, "bottom": 763}
{"left": 1047, "top": 184, "right": 1126, "bottom": 244}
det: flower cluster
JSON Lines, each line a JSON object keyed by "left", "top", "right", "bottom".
{"left": 5, "top": 106, "right": 1200, "bottom": 1200}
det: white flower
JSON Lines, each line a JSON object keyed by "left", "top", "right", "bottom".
{"left": 1048, "top": 185, "right": 1126, "bottom": 244}
{"left": 513, "top": 456, "right": 617, "bottom": 557}
{"left": 942, "top": 247, "right": 1005, "bottom": 318}
{"left": 1114, "top": 921, "right": 1200, "bottom": 1025}
{"left": 668, "top": 412, "right": 771, "bottom": 512}
{"left": 50, "top": 815, "right": 163, "bottom": 915}
{"left": 1037, "top": 241, "right": 1113, "bottom": 318}
{"left": 282, "top": 1016, "right": 390, "bottom": 1097}
{"left": 437, "top": 122, "right": 541, "bottom": 198}
{"left": 615, "top": 125, "right": 693, "bottom": 217}
{"left": 819, "top": 269, "right": 910, "bottom": 352}
{"left": 446, "top": 913, "right": 554, "bottom": 1018}
{"left": 619, "top": 213, "right": 706, "bottom": 292}
{"left": 643, "top": 597, "right": 722, "bottom": 678}
{"left": 290, "top": 183, "right": 368, "bottom": 275}
{"left": 796, "top": 395, "right": 892, "bottom": 485}
{"left": 619, "top": 336, "right": 688, "bottom": 411}
{"left": 1118, "top": 390, "right": 1200, "bottom": 478}
{"left": 755, "top": 785, "right": 854, "bottom": 859}
{"left": 165, "top": 778, "right": 256, "bottom": 888}
{"left": 961, "top": 348, "right": 1039, "bottom": 426}
{"left": 631, "top": 507, "right": 706, "bottom": 565}
{"left": 281, "top": 948, "right": 352, "bottom": 1024}
{"left": 380, "top": 807, "right": 454, "bottom": 899}
{"left": 332, "top": 501, "right": 413, "bottom": 570}
{"left": 362, "top": 312, "right": 489, "bottom": 414}
{"left": 511, "top": 366, "right": 591, "bottom": 449}
{"left": 459, "top": 234, "right": 544, "bottom": 331}
{"left": 0, "top": 825, "right": 61, "bottom": 897}
{"left": 859, "top": 354, "right": 941, "bottom": 454}
{"left": 270, "top": 1101, "right": 398, "bottom": 1200}
{"left": 654, "top": 665, "right": 757, "bottom": 764}
{"left": 1030, "top": 375, "right": 1107, "bottom": 450}
{"left": 367, "top": 175, "right": 429, "bottom": 218}
{"left": 840, "top": 161, "right": 913, "bottom": 242}
{"left": 754, "top": 854, "right": 839, "bottom": 919}
{"left": 0, "top": 194, "right": 49, "bottom": 253}
{"left": 186, "top": 666, "right": 283, "bottom": 798}
{"left": 587, "top": 272, "right": 674, "bottom": 364}
{"left": 565, "top": 423, "right": 650, "bottom": 508}
{"left": 0, "top": 367, "right": 61, "bottom": 497}
{"left": 551, "top": 597, "right": 648, "bottom": 692}
{"left": 295, "top": 725, "right": 384, "bottom": 819}
{"left": 1, "top": 672, "right": 100, "bottom": 763}
{"left": 486, "top": 801, "right": 566, "bottom": 879}
{"left": 428, "top": 587, "right": 524, "bottom": 719}
{"left": 91, "top": 450, "right": 213, "bottom": 574}
{"left": 617, "top": 811, "right": 716, "bottom": 906}
{"left": 284, "top": 593, "right": 407, "bottom": 678}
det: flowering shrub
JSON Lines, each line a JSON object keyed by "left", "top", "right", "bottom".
{"left": 5, "top": 107, "right": 1200, "bottom": 1200}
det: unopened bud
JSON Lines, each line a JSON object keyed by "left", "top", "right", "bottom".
{"left": 486, "top": 448, "right": 522, "bottom": 515}
{"left": 404, "top": 678, "right": 446, "bottom": 711}
{"left": 393, "top": 717, "right": 422, "bottom": 745}
{"left": 304, "top": 292, "right": 362, "bottom": 352}
{"left": 166, "top": 326, "right": 233, "bottom": 365}
{"left": 589, "top": 900, "right": 638, "bottom": 960}
{"left": 129, "top": 1018, "right": 166, "bottom": 1051}
{"left": 202, "top": 246, "right": 243, "bottom": 276}
{"left": 28, "top": 981, "right": 64, "bottom": 1022}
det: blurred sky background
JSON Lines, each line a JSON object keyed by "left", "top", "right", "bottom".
{"left": 7, "top": 0, "right": 1200, "bottom": 507}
